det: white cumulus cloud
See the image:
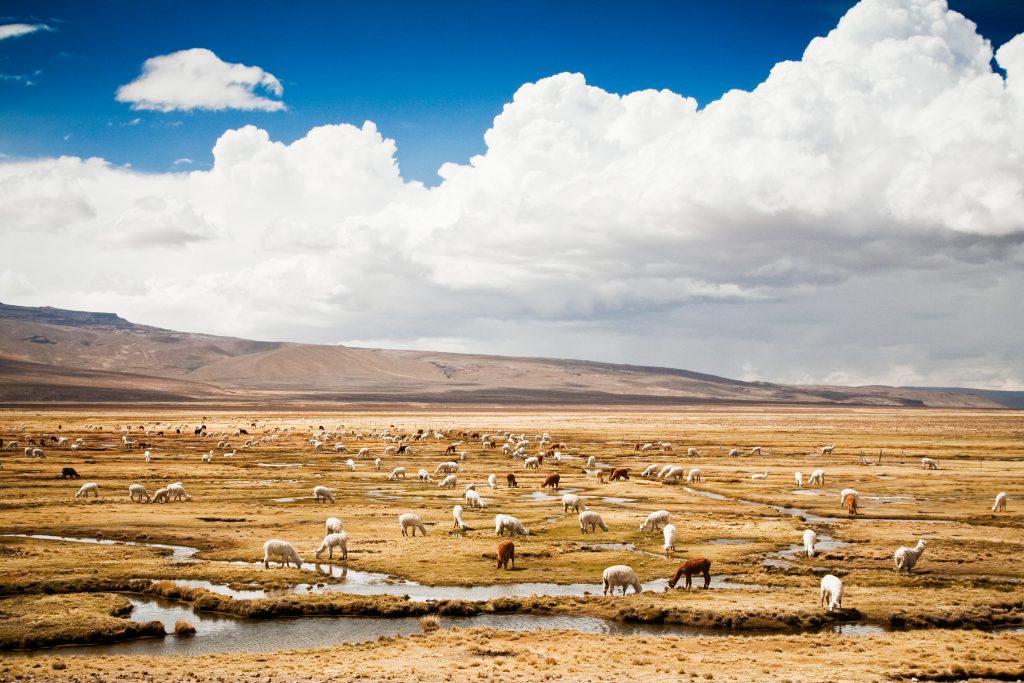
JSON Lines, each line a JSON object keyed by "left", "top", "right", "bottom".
{"left": 115, "top": 48, "right": 285, "bottom": 112}
{"left": 1, "top": 0, "right": 1022, "bottom": 389}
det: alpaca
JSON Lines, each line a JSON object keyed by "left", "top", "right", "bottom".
{"left": 668, "top": 558, "right": 711, "bottom": 589}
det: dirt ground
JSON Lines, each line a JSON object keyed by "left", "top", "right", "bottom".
{"left": 0, "top": 406, "right": 1021, "bottom": 680}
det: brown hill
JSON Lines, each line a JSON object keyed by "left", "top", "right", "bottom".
{"left": 0, "top": 302, "right": 1006, "bottom": 407}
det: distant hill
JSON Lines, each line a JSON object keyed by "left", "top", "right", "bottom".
{"left": 0, "top": 301, "right": 1008, "bottom": 408}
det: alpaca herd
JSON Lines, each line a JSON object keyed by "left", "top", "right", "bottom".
{"left": 8, "top": 418, "right": 1015, "bottom": 625}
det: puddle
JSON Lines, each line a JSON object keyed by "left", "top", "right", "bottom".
{"left": 521, "top": 488, "right": 579, "bottom": 502}
{"left": 682, "top": 487, "right": 728, "bottom": 501}
{"left": 876, "top": 475, "right": 896, "bottom": 480}
{"left": 158, "top": 572, "right": 676, "bottom": 601}
{"left": 598, "top": 497, "right": 635, "bottom": 505}
{"left": 7, "top": 596, "right": 893, "bottom": 657}
{"left": 3, "top": 534, "right": 199, "bottom": 562}
{"left": 763, "top": 532, "right": 851, "bottom": 570}
{"left": 270, "top": 497, "right": 312, "bottom": 503}
{"left": 791, "top": 490, "right": 827, "bottom": 497}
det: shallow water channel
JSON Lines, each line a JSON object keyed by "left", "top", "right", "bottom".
{"left": 11, "top": 595, "right": 888, "bottom": 658}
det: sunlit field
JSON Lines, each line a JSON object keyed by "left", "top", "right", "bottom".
{"left": 1, "top": 406, "right": 1021, "bottom": 681}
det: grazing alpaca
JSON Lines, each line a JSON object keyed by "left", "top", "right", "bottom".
{"left": 541, "top": 473, "right": 560, "bottom": 490}
{"left": 821, "top": 444, "right": 836, "bottom": 456}
{"left": 992, "top": 491, "right": 1007, "bottom": 512}
{"left": 803, "top": 529, "right": 817, "bottom": 558}
{"left": 820, "top": 574, "right": 843, "bottom": 612}
{"left": 843, "top": 493, "right": 858, "bottom": 515}
{"left": 608, "top": 467, "right": 629, "bottom": 481}
{"left": 668, "top": 558, "right": 711, "bottom": 589}
{"left": 496, "top": 540, "right": 515, "bottom": 569}
{"left": 602, "top": 565, "right": 642, "bottom": 595}
{"left": 506, "top": 473, "right": 519, "bottom": 488}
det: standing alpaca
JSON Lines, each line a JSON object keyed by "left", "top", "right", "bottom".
{"left": 992, "top": 491, "right": 1007, "bottom": 512}
{"left": 496, "top": 539, "right": 515, "bottom": 569}
{"left": 602, "top": 565, "right": 642, "bottom": 595}
{"left": 668, "top": 558, "right": 711, "bottom": 589}
{"left": 894, "top": 539, "right": 927, "bottom": 574}
{"left": 820, "top": 574, "right": 843, "bottom": 612}
{"left": 803, "top": 529, "right": 817, "bottom": 558}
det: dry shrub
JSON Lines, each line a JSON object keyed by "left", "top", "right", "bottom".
{"left": 174, "top": 619, "right": 197, "bottom": 636}
{"left": 419, "top": 615, "right": 441, "bottom": 632}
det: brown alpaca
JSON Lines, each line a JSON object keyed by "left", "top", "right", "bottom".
{"left": 598, "top": 470, "right": 607, "bottom": 484}
{"left": 507, "top": 473, "right": 519, "bottom": 488}
{"left": 608, "top": 467, "right": 630, "bottom": 481}
{"left": 844, "top": 493, "right": 858, "bottom": 515}
{"left": 541, "top": 473, "right": 560, "bottom": 490}
{"left": 668, "top": 558, "right": 712, "bottom": 589}
{"left": 445, "top": 444, "right": 456, "bottom": 454}
{"left": 633, "top": 443, "right": 641, "bottom": 451}
{"left": 497, "top": 540, "right": 515, "bottom": 569}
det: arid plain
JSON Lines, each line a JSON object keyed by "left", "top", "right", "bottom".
{"left": 1, "top": 406, "right": 1022, "bottom": 682}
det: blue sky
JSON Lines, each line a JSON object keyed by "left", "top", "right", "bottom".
{"left": 1, "top": 0, "right": 1022, "bottom": 389}
{"left": 4, "top": 0, "right": 1016, "bottom": 183}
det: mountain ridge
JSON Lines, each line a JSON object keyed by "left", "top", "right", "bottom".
{"left": 0, "top": 302, "right": 1010, "bottom": 408}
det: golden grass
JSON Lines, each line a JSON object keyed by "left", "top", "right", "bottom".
{"left": 0, "top": 406, "right": 1022, "bottom": 669}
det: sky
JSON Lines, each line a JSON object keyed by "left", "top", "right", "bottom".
{"left": 1, "top": 0, "right": 1022, "bottom": 390}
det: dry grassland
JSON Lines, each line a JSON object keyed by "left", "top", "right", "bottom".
{"left": 0, "top": 406, "right": 1022, "bottom": 681}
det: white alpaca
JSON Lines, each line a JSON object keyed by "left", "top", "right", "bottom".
{"left": 839, "top": 488, "right": 859, "bottom": 505}
{"left": 921, "top": 457, "right": 938, "bottom": 470}
{"left": 400, "top": 513, "right": 428, "bottom": 537}
{"left": 687, "top": 447, "right": 700, "bottom": 457}
{"left": 358, "top": 447, "right": 371, "bottom": 459}
{"left": 314, "top": 532, "right": 348, "bottom": 560}
{"left": 657, "top": 465, "right": 674, "bottom": 478}
{"left": 464, "top": 489, "right": 486, "bottom": 508}
{"left": 728, "top": 448, "right": 740, "bottom": 457}
{"left": 523, "top": 456, "right": 540, "bottom": 469}
{"left": 660, "top": 442, "right": 673, "bottom": 452}
{"left": 662, "top": 524, "right": 677, "bottom": 553}
{"left": 325, "top": 517, "right": 343, "bottom": 534}
{"left": 795, "top": 471, "right": 803, "bottom": 488}
{"left": 603, "top": 565, "right": 642, "bottom": 595}
{"left": 201, "top": 451, "right": 212, "bottom": 463}
{"left": 487, "top": 474, "right": 497, "bottom": 490}
{"left": 640, "top": 464, "right": 659, "bottom": 478}
{"left": 313, "top": 485, "right": 335, "bottom": 503}
{"left": 76, "top": 482, "right": 99, "bottom": 498}
{"left": 640, "top": 443, "right": 654, "bottom": 451}
{"left": 168, "top": 482, "right": 192, "bottom": 501}
{"left": 751, "top": 471, "right": 768, "bottom": 480}
{"left": 820, "top": 574, "right": 843, "bottom": 612}
{"left": 417, "top": 468, "right": 432, "bottom": 482}
{"left": 150, "top": 487, "right": 170, "bottom": 503}
{"left": 686, "top": 468, "right": 701, "bottom": 483}
{"left": 387, "top": 467, "right": 406, "bottom": 480}
{"left": 750, "top": 446, "right": 762, "bottom": 456}
{"left": 374, "top": 458, "right": 383, "bottom": 470}
{"left": 579, "top": 510, "right": 608, "bottom": 533}
{"left": 435, "top": 461, "right": 459, "bottom": 475}
{"left": 438, "top": 474, "right": 457, "bottom": 489}
{"left": 821, "top": 444, "right": 835, "bottom": 456}
{"left": 662, "top": 466, "right": 686, "bottom": 481}
{"left": 586, "top": 456, "right": 597, "bottom": 468}
{"left": 803, "top": 529, "right": 817, "bottom": 558}
{"left": 894, "top": 539, "right": 927, "bottom": 574}
{"left": 263, "top": 539, "right": 303, "bottom": 569}
{"left": 992, "top": 491, "right": 1007, "bottom": 512}
{"left": 345, "top": 459, "right": 357, "bottom": 471}
{"left": 809, "top": 469, "right": 825, "bottom": 485}
{"left": 639, "top": 510, "right": 670, "bottom": 533}
{"left": 144, "top": 450, "right": 152, "bottom": 463}
{"left": 495, "top": 514, "right": 529, "bottom": 537}
{"left": 562, "top": 493, "right": 584, "bottom": 513}
{"left": 334, "top": 442, "right": 349, "bottom": 453}
{"left": 128, "top": 484, "right": 150, "bottom": 502}
{"left": 452, "top": 505, "right": 467, "bottom": 530}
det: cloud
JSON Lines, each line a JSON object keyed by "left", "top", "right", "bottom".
{"left": 115, "top": 48, "right": 285, "bottom": 112}
{"left": 1, "top": 0, "right": 1022, "bottom": 389}
{"left": 0, "top": 23, "right": 50, "bottom": 41}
